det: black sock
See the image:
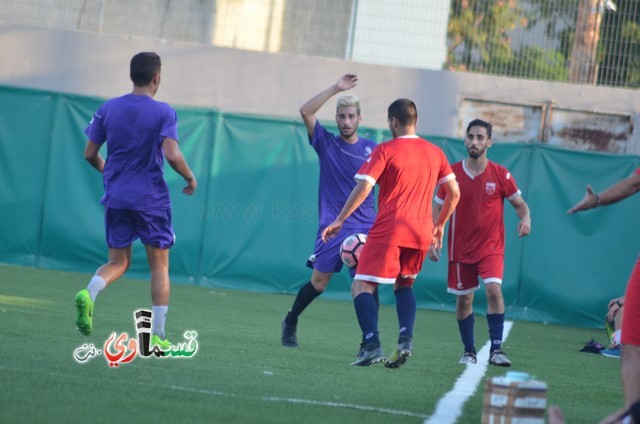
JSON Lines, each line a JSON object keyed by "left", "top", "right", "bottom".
{"left": 286, "top": 281, "right": 321, "bottom": 325}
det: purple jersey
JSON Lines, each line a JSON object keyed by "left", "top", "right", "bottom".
{"left": 311, "top": 122, "right": 376, "bottom": 228}
{"left": 85, "top": 94, "right": 178, "bottom": 211}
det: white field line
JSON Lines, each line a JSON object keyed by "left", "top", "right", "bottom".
{"left": 0, "top": 366, "right": 427, "bottom": 419}
{"left": 3, "top": 321, "right": 514, "bottom": 422}
{"left": 424, "top": 320, "right": 514, "bottom": 424}
{"left": 169, "top": 385, "right": 428, "bottom": 418}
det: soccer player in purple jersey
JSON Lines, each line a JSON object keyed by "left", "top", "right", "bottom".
{"left": 281, "top": 74, "right": 378, "bottom": 357}
{"left": 74, "top": 52, "right": 197, "bottom": 349}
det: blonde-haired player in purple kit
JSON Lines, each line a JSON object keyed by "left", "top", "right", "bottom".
{"left": 75, "top": 52, "right": 197, "bottom": 349}
{"left": 280, "top": 74, "right": 378, "bottom": 358}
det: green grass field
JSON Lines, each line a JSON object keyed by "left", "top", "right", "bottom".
{"left": 0, "top": 264, "right": 622, "bottom": 423}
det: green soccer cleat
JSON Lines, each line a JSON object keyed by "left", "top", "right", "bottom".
{"left": 384, "top": 338, "right": 413, "bottom": 369}
{"left": 75, "top": 289, "right": 94, "bottom": 336}
{"left": 151, "top": 334, "right": 172, "bottom": 350}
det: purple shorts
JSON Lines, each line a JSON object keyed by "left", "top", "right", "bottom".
{"left": 105, "top": 207, "right": 175, "bottom": 249}
{"left": 306, "top": 225, "right": 370, "bottom": 277}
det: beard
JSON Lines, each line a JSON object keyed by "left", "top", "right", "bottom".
{"left": 340, "top": 127, "right": 356, "bottom": 139}
{"left": 467, "top": 145, "right": 486, "bottom": 159}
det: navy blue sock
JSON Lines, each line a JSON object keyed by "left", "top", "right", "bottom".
{"left": 286, "top": 282, "right": 321, "bottom": 324}
{"left": 358, "top": 288, "right": 382, "bottom": 347}
{"left": 394, "top": 287, "right": 416, "bottom": 341}
{"left": 373, "top": 287, "right": 380, "bottom": 312}
{"left": 487, "top": 313, "right": 505, "bottom": 352}
{"left": 354, "top": 293, "right": 379, "bottom": 345}
{"left": 457, "top": 314, "right": 476, "bottom": 354}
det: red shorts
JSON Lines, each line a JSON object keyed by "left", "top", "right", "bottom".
{"left": 622, "top": 256, "right": 640, "bottom": 346}
{"left": 447, "top": 255, "right": 504, "bottom": 295}
{"left": 355, "top": 240, "right": 427, "bottom": 285}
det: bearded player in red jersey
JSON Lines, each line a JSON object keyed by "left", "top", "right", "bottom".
{"left": 430, "top": 119, "right": 531, "bottom": 367}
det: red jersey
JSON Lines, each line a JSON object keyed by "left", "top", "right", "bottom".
{"left": 435, "top": 160, "right": 520, "bottom": 264}
{"left": 355, "top": 135, "right": 454, "bottom": 249}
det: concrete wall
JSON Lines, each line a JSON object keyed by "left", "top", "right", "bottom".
{"left": 1, "top": 23, "right": 639, "bottom": 151}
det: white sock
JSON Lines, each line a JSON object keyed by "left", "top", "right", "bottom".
{"left": 152, "top": 305, "right": 168, "bottom": 339}
{"left": 86, "top": 275, "right": 106, "bottom": 302}
{"left": 613, "top": 329, "right": 622, "bottom": 345}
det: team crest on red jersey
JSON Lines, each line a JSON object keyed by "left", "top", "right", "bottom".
{"left": 486, "top": 182, "right": 496, "bottom": 195}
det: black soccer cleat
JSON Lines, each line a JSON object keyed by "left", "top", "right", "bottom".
{"left": 351, "top": 343, "right": 386, "bottom": 366}
{"left": 281, "top": 318, "right": 298, "bottom": 348}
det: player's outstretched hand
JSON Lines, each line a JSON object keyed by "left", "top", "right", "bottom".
{"left": 183, "top": 177, "right": 197, "bottom": 195}
{"left": 335, "top": 74, "right": 358, "bottom": 92}
{"left": 567, "top": 184, "right": 597, "bottom": 214}
{"left": 321, "top": 220, "right": 343, "bottom": 243}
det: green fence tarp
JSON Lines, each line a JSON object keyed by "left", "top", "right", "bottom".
{"left": 1, "top": 85, "right": 638, "bottom": 328}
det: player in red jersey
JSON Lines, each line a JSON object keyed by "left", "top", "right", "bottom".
{"left": 430, "top": 119, "right": 531, "bottom": 367}
{"left": 322, "top": 98, "right": 460, "bottom": 367}
{"left": 569, "top": 169, "right": 640, "bottom": 424}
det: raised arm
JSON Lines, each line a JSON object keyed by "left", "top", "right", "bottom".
{"left": 162, "top": 138, "right": 197, "bottom": 195}
{"left": 299, "top": 74, "right": 358, "bottom": 137}
{"left": 568, "top": 171, "right": 640, "bottom": 214}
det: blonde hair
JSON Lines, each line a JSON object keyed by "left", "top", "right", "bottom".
{"left": 336, "top": 95, "right": 361, "bottom": 115}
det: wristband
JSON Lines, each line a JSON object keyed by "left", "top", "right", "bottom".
{"left": 616, "top": 299, "right": 623, "bottom": 307}
{"left": 594, "top": 193, "right": 601, "bottom": 207}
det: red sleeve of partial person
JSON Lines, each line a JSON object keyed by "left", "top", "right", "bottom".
{"left": 635, "top": 168, "right": 640, "bottom": 175}
{"left": 355, "top": 144, "right": 386, "bottom": 184}
{"left": 438, "top": 150, "right": 453, "bottom": 182}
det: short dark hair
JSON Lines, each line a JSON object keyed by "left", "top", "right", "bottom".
{"left": 130, "top": 52, "right": 161, "bottom": 87}
{"left": 387, "top": 98, "right": 417, "bottom": 126}
{"left": 466, "top": 119, "right": 492, "bottom": 139}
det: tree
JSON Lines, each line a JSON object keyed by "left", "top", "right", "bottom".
{"left": 446, "top": 0, "right": 569, "bottom": 81}
{"left": 447, "top": 0, "right": 526, "bottom": 71}
{"left": 446, "top": 0, "right": 640, "bottom": 88}
{"left": 597, "top": 1, "right": 640, "bottom": 88}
